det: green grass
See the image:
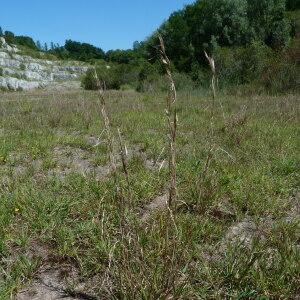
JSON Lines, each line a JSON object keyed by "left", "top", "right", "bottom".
{"left": 0, "top": 88, "right": 299, "bottom": 299}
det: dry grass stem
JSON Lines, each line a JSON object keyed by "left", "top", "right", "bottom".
{"left": 117, "top": 128, "right": 131, "bottom": 195}
{"left": 94, "top": 70, "right": 117, "bottom": 177}
{"left": 158, "top": 35, "right": 177, "bottom": 208}
{"left": 94, "top": 69, "right": 126, "bottom": 224}
{"left": 204, "top": 51, "right": 216, "bottom": 101}
{"left": 198, "top": 147, "right": 214, "bottom": 201}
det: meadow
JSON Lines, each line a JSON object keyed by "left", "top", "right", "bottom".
{"left": 0, "top": 86, "right": 299, "bottom": 299}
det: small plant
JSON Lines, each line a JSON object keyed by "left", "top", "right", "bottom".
{"left": 20, "top": 63, "right": 26, "bottom": 71}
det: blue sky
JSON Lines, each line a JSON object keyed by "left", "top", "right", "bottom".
{"left": 2, "top": 0, "right": 194, "bottom": 51}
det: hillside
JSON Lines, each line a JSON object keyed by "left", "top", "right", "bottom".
{"left": 0, "top": 37, "right": 89, "bottom": 91}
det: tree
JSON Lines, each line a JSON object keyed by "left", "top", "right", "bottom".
{"left": 247, "top": 0, "right": 291, "bottom": 48}
{"left": 44, "top": 42, "right": 48, "bottom": 51}
{"left": 50, "top": 42, "right": 55, "bottom": 50}
{"left": 286, "top": 0, "right": 300, "bottom": 10}
{"left": 64, "top": 39, "right": 105, "bottom": 61}
{"left": 4, "top": 31, "right": 15, "bottom": 44}
{"left": 142, "top": 0, "right": 293, "bottom": 72}
{"left": 0, "top": 27, "right": 3, "bottom": 37}
{"left": 186, "top": 0, "right": 249, "bottom": 52}
{"left": 36, "top": 40, "right": 42, "bottom": 50}
{"left": 106, "top": 49, "right": 136, "bottom": 64}
{"left": 133, "top": 41, "right": 140, "bottom": 50}
{"left": 158, "top": 10, "right": 194, "bottom": 71}
{"left": 14, "top": 36, "right": 38, "bottom": 50}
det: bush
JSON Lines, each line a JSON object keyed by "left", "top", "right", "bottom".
{"left": 136, "top": 61, "right": 161, "bottom": 92}
{"left": 173, "top": 72, "right": 196, "bottom": 91}
{"left": 215, "top": 41, "right": 272, "bottom": 86}
{"left": 93, "top": 65, "right": 120, "bottom": 90}
{"left": 14, "top": 36, "right": 38, "bottom": 50}
{"left": 214, "top": 41, "right": 299, "bottom": 93}
{"left": 81, "top": 68, "right": 98, "bottom": 90}
{"left": 261, "top": 50, "right": 300, "bottom": 92}
{"left": 82, "top": 63, "right": 138, "bottom": 90}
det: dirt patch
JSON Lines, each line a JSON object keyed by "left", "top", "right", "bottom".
{"left": 141, "top": 192, "right": 169, "bottom": 221}
{"left": 15, "top": 267, "right": 100, "bottom": 300}
{"left": 84, "top": 136, "right": 101, "bottom": 147}
{"left": 46, "top": 146, "right": 110, "bottom": 180}
{"left": 209, "top": 197, "right": 236, "bottom": 220}
{"left": 223, "top": 219, "right": 260, "bottom": 248}
{"left": 1, "top": 142, "right": 167, "bottom": 185}
{"left": 143, "top": 158, "right": 167, "bottom": 172}
{"left": 14, "top": 241, "right": 98, "bottom": 300}
{"left": 16, "top": 267, "right": 81, "bottom": 300}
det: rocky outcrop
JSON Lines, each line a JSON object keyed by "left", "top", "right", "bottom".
{"left": 0, "top": 77, "right": 41, "bottom": 90}
{"left": 0, "top": 37, "right": 89, "bottom": 91}
{"left": 0, "top": 37, "right": 19, "bottom": 53}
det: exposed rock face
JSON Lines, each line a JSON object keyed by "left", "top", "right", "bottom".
{"left": 0, "top": 37, "right": 19, "bottom": 53}
{"left": 0, "top": 37, "right": 89, "bottom": 91}
{"left": 0, "top": 77, "right": 41, "bottom": 90}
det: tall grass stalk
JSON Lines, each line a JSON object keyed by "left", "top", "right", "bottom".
{"left": 94, "top": 70, "right": 126, "bottom": 222}
{"left": 94, "top": 70, "right": 117, "bottom": 178}
{"left": 205, "top": 51, "right": 226, "bottom": 121}
{"left": 158, "top": 35, "right": 177, "bottom": 209}
{"left": 204, "top": 51, "right": 216, "bottom": 101}
{"left": 117, "top": 128, "right": 131, "bottom": 199}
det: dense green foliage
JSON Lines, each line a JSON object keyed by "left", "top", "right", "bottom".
{"left": 214, "top": 41, "right": 299, "bottom": 92}
{"left": 87, "top": 0, "right": 298, "bottom": 93}
{"left": 64, "top": 40, "right": 105, "bottom": 61}
{"left": 2, "top": 31, "right": 38, "bottom": 50}
{"left": 286, "top": 0, "right": 300, "bottom": 10}
{"left": 82, "top": 60, "right": 159, "bottom": 91}
{"left": 49, "top": 40, "right": 105, "bottom": 61}
{"left": 143, "top": 0, "right": 294, "bottom": 71}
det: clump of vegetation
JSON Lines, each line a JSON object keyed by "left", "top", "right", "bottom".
{"left": 49, "top": 40, "right": 106, "bottom": 61}
{"left": 214, "top": 41, "right": 300, "bottom": 92}
{"left": 1, "top": 30, "right": 38, "bottom": 50}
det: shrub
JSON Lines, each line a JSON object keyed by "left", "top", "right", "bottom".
{"left": 173, "top": 72, "right": 196, "bottom": 90}
{"left": 215, "top": 42, "right": 273, "bottom": 86}
{"left": 14, "top": 36, "right": 38, "bottom": 50}
{"left": 261, "top": 51, "right": 300, "bottom": 92}
{"left": 81, "top": 68, "right": 98, "bottom": 90}
{"left": 82, "top": 64, "right": 133, "bottom": 90}
{"left": 20, "top": 63, "right": 26, "bottom": 71}
{"left": 120, "top": 84, "right": 134, "bottom": 91}
{"left": 136, "top": 61, "right": 161, "bottom": 92}
{"left": 214, "top": 40, "right": 299, "bottom": 92}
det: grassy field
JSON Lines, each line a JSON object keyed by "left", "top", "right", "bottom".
{"left": 0, "top": 87, "right": 299, "bottom": 299}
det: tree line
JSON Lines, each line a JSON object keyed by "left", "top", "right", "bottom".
{"left": 1, "top": 0, "right": 298, "bottom": 67}
{"left": 1, "top": 0, "right": 299, "bottom": 93}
